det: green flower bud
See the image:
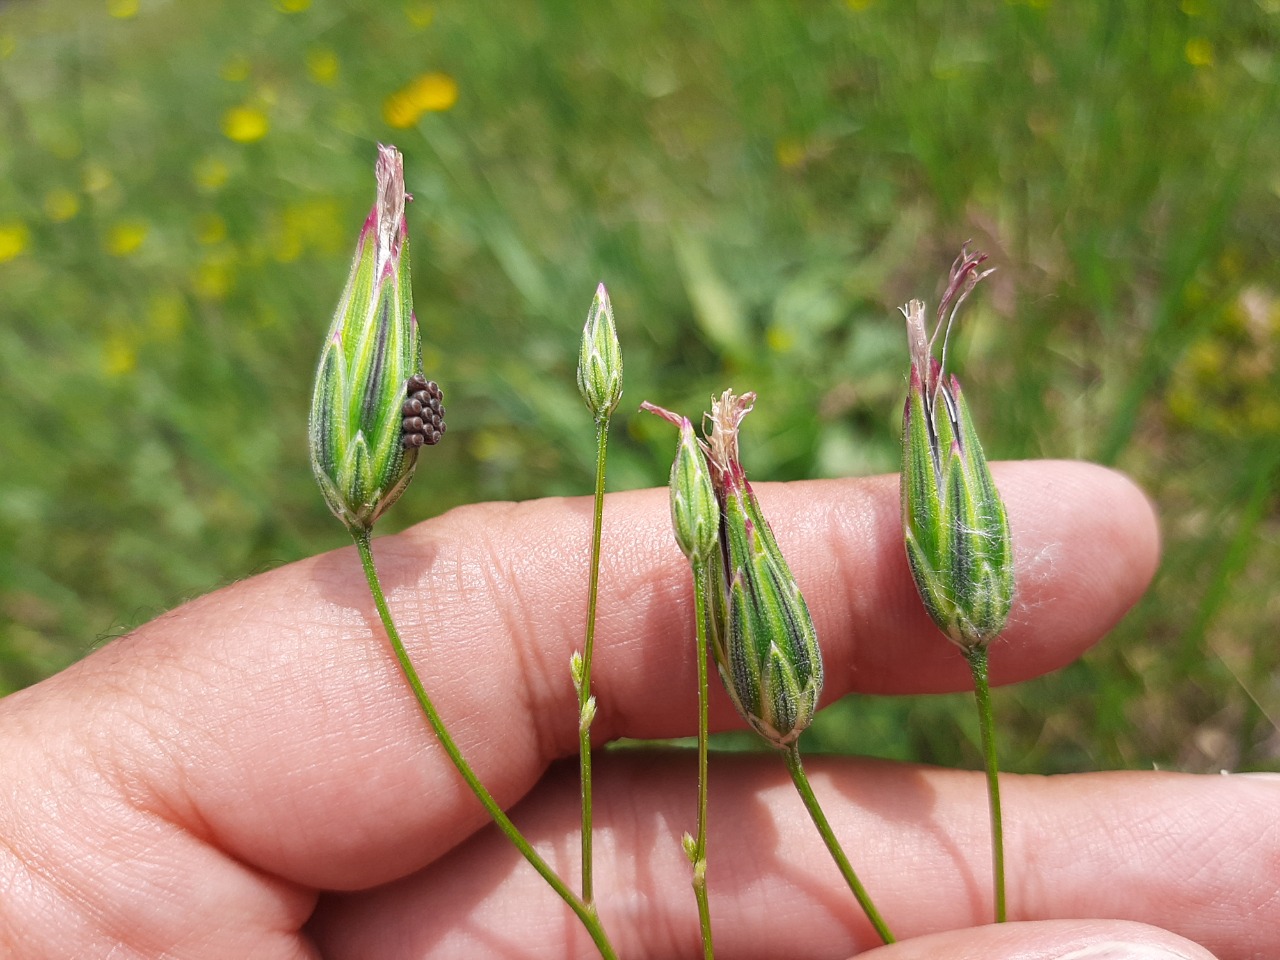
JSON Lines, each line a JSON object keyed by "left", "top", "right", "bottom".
{"left": 309, "top": 144, "right": 442, "bottom": 536}
{"left": 577, "top": 282, "right": 623, "bottom": 423}
{"left": 900, "top": 247, "right": 1013, "bottom": 651}
{"left": 702, "top": 390, "right": 823, "bottom": 749}
{"left": 640, "top": 402, "right": 719, "bottom": 565}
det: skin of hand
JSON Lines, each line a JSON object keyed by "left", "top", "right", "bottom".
{"left": 0, "top": 461, "right": 1273, "bottom": 960}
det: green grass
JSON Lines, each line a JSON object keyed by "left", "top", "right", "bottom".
{"left": 1, "top": 0, "right": 1278, "bottom": 773}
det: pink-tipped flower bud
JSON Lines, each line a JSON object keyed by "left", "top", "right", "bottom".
{"left": 900, "top": 246, "right": 1012, "bottom": 651}
{"left": 309, "top": 145, "right": 442, "bottom": 535}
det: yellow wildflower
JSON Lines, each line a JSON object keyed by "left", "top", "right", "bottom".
{"left": 1185, "top": 38, "right": 1214, "bottom": 67}
{"left": 306, "top": 47, "right": 339, "bottom": 85}
{"left": 194, "top": 156, "right": 231, "bottom": 192}
{"left": 405, "top": 0, "right": 434, "bottom": 28}
{"left": 107, "top": 0, "right": 139, "bottom": 19}
{"left": 0, "top": 222, "right": 30, "bottom": 263}
{"left": 106, "top": 220, "right": 148, "bottom": 257}
{"left": 383, "top": 72, "right": 458, "bottom": 128}
{"left": 45, "top": 189, "right": 80, "bottom": 223}
{"left": 409, "top": 71, "right": 457, "bottom": 111}
{"left": 103, "top": 331, "right": 137, "bottom": 376}
{"left": 223, "top": 105, "right": 269, "bottom": 143}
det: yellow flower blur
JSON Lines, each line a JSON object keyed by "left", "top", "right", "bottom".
{"left": 0, "top": 221, "right": 30, "bottom": 262}
{"left": 45, "top": 189, "right": 80, "bottom": 223}
{"left": 194, "top": 156, "right": 231, "bottom": 192}
{"left": 383, "top": 72, "right": 458, "bottom": 128}
{"left": 1185, "top": 38, "right": 1214, "bottom": 67}
{"left": 106, "top": 220, "right": 148, "bottom": 257}
{"left": 223, "top": 105, "right": 269, "bottom": 142}
{"left": 306, "top": 47, "right": 339, "bottom": 85}
{"left": 107, "top": 0, "right": 139, "bottom": 19}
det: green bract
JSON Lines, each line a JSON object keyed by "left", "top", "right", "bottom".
{"left": 900, "top": 248, "right": 1013, "bottom": 650}
{"left": 577, "top": 283, "right": 623, "bottom": 423}
{"left": 703, "top": 390, "right": 823, "bottom": 748}
{"left": 309, "top": 144, "right": 427, "bottom": 536}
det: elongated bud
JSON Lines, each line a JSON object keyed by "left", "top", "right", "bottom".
{"left": 309, "top": 144, "right": 444, "bottom": 535}
{"left": 577, "top": 282, "right": 623, "bottom": 422}
{"left": 640, "top": 402, "right": 719, "bottom": 564}
{"left": 900, "top": 246, "right": 1012, "bottom": 650}
{"left": 703, "top": 390, "right": 823, "bottom": 748}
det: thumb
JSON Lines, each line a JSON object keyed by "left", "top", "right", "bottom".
{"left": 861, "top": 919, "right": 1217, "bottom": 960}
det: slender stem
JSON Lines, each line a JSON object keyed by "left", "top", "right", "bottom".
{"left": 690, "top": 561, "right": 714, "bottom": 959}
{"left": 965, "top": 645, "right": 1006, "bottom": 923}
{"left": 579, "top": 416, "right": 609, "bottom": 904}
{"left": 783, "top": 746, "right": 895, "bottom": 945}
{"left": 354, "top": 533, "right": 618, "bottom": 960}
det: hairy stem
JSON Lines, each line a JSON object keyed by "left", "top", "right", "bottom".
{"left": 966, "top": 645, "right": 1006, "bottom": 923}
{"left": 579, "top": 416, "right": 610, "bottom": 904}
{"left": 784, "top": 746, "right": 895, "bottom": 945}
{"left": 691, "top": 561, "right": 715, "bottom": 959}
{"left": 354, "top": 533, "right": 618, "bottom": 960}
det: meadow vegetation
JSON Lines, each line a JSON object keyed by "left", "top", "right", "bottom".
{"left": 1, "top": 0, "right": 1278, "bottom": 773}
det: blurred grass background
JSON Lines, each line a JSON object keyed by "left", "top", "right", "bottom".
{"left": 1, "top": 0, "right": 1278, "bottom": 774}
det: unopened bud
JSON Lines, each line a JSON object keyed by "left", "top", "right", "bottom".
{"left": 703, "top": 390, "right": 823, "bottom": 748}
{"left": 640, "top": 402, "right": 719, "bottom": 565}
{"left": 900, "top": 246, "right": 1012, "bottom": 650}
{"left": 577, "top": 283, "right": 623, "bottom": 423}
{"left": 309, "top": 145, "right": 442, "bottom": 535}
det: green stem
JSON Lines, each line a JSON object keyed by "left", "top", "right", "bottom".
{"left": 784, "top": 746, "right": 895, "bottom": 945}
{"left": 690, "top": 561, "right": 714, "bottom": 959}
{"left": 579, "top": 416, "right": 610, "bottom": 904}
{"left": 354, "top": 533, "right": 618, "bottom": 960}
{"left": 965, "top": 645, "right": 1006, "bottom": 923}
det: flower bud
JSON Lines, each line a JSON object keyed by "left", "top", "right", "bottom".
{"left": 309, "top": 144, "right": 442, "bottom": 536}
{"left": 577, "top": 282, "right": 623, "bottom": 423}
{"left": 702, "top": 390, "right": 823, "bottom": 748}
{"left": 900, "top": 246, "right": 1013, "bottom": 650}
{"left": 640, "top": 402, "right": 719, "bottom": 565}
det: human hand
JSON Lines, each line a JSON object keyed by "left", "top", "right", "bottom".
{"left": 0, "top": 462, "right": 1272, "bottom": 959}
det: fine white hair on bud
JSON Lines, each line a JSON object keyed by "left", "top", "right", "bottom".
{"left": 645, "top": 390, "right": 823, "bottom": 748}
{"left": 900, "top": 246, "right": 1012, "bottom": 650}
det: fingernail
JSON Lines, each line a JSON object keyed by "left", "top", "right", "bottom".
{"left": 1055, "top": 943, "right": 1199, "bottom": 960}
{"left": 1233, "top": 771, "right": 1280, "bottom": 781}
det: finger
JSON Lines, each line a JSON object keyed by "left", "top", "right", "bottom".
{"left": 311, "top": 756, "right": 1273, "bottom": 960}
{"left": 13, "top": 463, "right": 1156, "bottom": 893}
{"left": 862, "top": 919, "right": 1217, "bottom": 960}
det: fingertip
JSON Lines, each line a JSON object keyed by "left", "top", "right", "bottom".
{"left": 860, "top": 919, "right": 1216, "bottom": 960}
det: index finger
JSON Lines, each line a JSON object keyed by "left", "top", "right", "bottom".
{"left": 21, "top": 460, "right": 1157, "bottom": 892}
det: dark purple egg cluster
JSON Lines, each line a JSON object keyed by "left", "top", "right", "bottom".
{"left": 401, "top": 374, "right": 445, "bottom": 448}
